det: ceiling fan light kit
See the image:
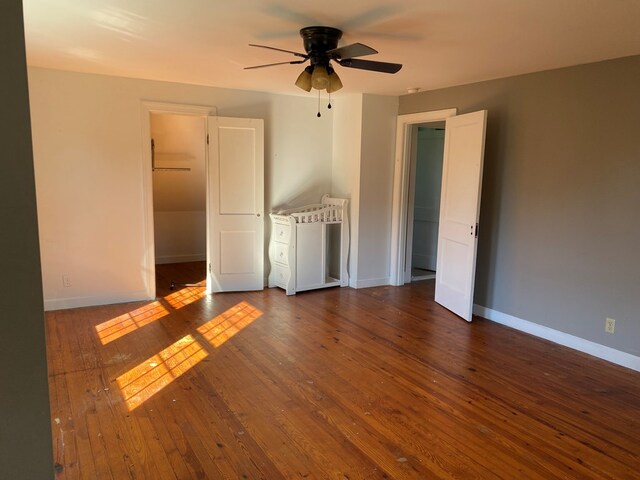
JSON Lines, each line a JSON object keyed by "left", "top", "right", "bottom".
{"left": 295, "top": 66, "right": 313, "bottom": 92}
{"left": 311, "top": 65, "right": 330, "bottom": 90}
{"left": 246, "top": 26, "right": 402, "bottom": 114}
{"left": 327, "top": 69, "right": 343, "bottom": 94}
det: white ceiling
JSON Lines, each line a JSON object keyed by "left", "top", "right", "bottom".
{"left": 23, "top": 0, "right": 640, "bottom": 96}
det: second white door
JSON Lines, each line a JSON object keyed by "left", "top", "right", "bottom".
{"left": 207, "top": 116, "right": 264, "bottom": 292}
{"left": 434, "top": 110, "right": 487, "bottom": 321}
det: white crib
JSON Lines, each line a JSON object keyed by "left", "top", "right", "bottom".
{"left": 269, "top": 195, "right": 349, "bottom": 295}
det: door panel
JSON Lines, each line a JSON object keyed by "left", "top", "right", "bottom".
{"left": 208, "top": 117, "right": 264, "bottom": 292}
{"left": 220, "top": 231, "right": 255, "bottom": 274}
{"left": 219, "top": 127, "right": 256, "bottom": 214}
{"left": 434, "top": 110, "right": 487, "bottom": 321}
{"left": 412, "top": 206, "right": 438, "bottom": 270}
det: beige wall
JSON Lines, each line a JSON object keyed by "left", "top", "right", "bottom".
{"left": 0, "top": 1, "right": 53, "bottom": 477}
{"left": 400, "top": 55, "right": 640, "bottom": 357}
{"left": 30, "top": 51, "right": 639, "bottom": 360}
{"left": 331, "top": 94, "right": 363, "bottom": 286}
{"left": 356, "top": 94, "right": 399, "bottom": 286}
{"left": 28, "top": 67, "right": 333, "bottom": 309}
{"left": 28, "top": 67, "right": 398, "bottom": 309}
{"left": 331, "top": 94, "right": 399, "bottom": 288}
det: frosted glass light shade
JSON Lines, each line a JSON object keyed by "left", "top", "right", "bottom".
{"left": 311, "top": 65, "right": 329, "bottom": 90}
{"left": 327, "top": 71, "right": 343, "bottom": 93}
{"left": 295, "top": 68, "right": 312, "bottom": 91}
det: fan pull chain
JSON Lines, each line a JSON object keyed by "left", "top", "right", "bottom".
{"left": 317, "top": 90, "right": 321, "bottom": 117}
{"left": 328, "top": 90, "right": 332, "bottom": 109}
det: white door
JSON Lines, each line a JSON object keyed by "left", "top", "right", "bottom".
{"left": 434, "top": 110, "right": 487, "bottom": 321}
{"left": 207, "top": 117, "right": 264, "bottom": 292}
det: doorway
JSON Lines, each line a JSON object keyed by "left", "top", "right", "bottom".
{"left": 390, "top": 108, "right": 457, "bottom": 286}
{"left": 140, "top": 102, "right": 216, "bottom": 300}
{"left": 391, "top": 109, "right": 488, "bottom": 321}
{"left": 140, "top": 104, "right": 264, "bottom": 298}
{"left": 151, "top": 112, "right": 207, "bottom": 294}
{"left": 405, "top": 123, "right": 445, "bottom": 283}
{"left": 151, "top": 113, "right": 206, "bottom": 265}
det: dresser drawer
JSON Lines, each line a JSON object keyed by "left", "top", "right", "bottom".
{"left": 274, "top": 223, "right": 291, "bottom": 244}
{"left": 271, "top": 264, "right": 290, "bottom": 287}
{"left": 273, "top": 242, "right": 289, "bottom": 266}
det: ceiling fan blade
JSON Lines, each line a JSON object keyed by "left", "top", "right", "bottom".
{"left": 249, "top": 44, "right": 308, "bottom": 59}
{"left": 244, "top": 60, "right": 307, "bottom": 70}
{"left": 338, "top": 58, "right": 402, "bottom": 74}
{"left": 327, "top": 42, "right": 377, "bottom": 59}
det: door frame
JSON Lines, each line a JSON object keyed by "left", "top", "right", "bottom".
{"left": 140, "top": 101, "right": 216, "bottom": 299}
{"left": 390, "top": 108, "right": 457, "bottom": 286}
{"left": 404, "top": 125, "right": 446, "bottom": 283}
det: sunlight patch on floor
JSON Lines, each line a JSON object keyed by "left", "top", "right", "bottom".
{"left": 197, "top": 301, "right": 262, "bottom": 348}
{"left": 116, "top": 334, "right": 208, "bottom": 411}
{"left": 95, "top": 301, "right": 169, "bottom": 345}
{"left": 164, "top": 283, "right": 206, "bottom": 310}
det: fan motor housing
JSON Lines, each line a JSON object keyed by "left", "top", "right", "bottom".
{"left": 300, "top": 26, "right": 343, "bottom": 55}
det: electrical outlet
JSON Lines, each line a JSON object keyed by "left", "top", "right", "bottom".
{"left": 62, "top": 274, "right": 72, "bottom": 288}
{"left": 605, "top": 317, "right": 615, "bottom": 334}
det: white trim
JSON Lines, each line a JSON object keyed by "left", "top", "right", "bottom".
{"left": 390, "top": 108, "right": 457, "bottom": 286}
{"left": 139, "top": 101, "right": 216, "bottom": 300}
{"left": 474, "top": 305, "right": 640, "bottom": 372}
{"left": 354, "top": 277, "right": 391, "bottom": 289}
{"left": 141, "top": 101, "right": 215, "bottom": 116}
{"left": 155, "top": 254, "right": 206, "bottom": 264}
{"left": 44, "top": 291, "right": 150, "bottom": 311}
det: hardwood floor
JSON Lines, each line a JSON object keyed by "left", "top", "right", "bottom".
{"left": 46, "top": 266, "right": 640, "bottom": 479}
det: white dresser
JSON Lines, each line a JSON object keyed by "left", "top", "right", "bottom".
{"left": 268, "top": 195, "right": 349, "bottom": 295}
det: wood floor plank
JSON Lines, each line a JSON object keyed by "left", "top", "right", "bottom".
{"left": 317, "top": 289, "right": 639, "bottom": 478}
{"left": 140, "top": 401, "right": 194, "bottom": 479}
{"left": 182, "top": 371, "right": 287, "bottom": 479}
{"left": 45, "top": 263, "right": 640, "bottom": 479}
{"left": 49, "top": 372, "right": 76, "bottom": 479}
{"left": 147, "top": 394, "right": 211, "bottom": 478}
{"left": 220, "top": 344, "right": 394, "bottom": 478}
{"left": 260, "top": 295, "right": 545, "bottom": 479}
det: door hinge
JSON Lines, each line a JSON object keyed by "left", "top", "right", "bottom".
{"left": 475, "top": 223, "right": 479, "bottom": 238}
{"left": 206, "top": 133, "right": 209, "bottom": 145}
{"left": 208, "top": 263, "right": 212, "bottom": 273}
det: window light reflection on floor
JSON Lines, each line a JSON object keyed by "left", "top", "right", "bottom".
{"left": 197, "top": 301, "right": 263, "bottom": 348}
{"left": 95, "top": 301, "right": 169, "bottom": 345}
{"left": 116, "top": 334, "right": 208, "bottom": 411}
{"left": 164, "top": 283, "right": 207, "bottom": 310}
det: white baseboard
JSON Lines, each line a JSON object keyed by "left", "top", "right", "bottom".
{"left": 44, "top": 290, "right": 151, "bottom": 311}
{"left": 474, "top": 305, "right": 640, "bottom": 372}
{"left": 155, "top": 253, "right": 206, "bottom": 264}
{"left": 354, "top": 277, "right": 391, "bottom": 289}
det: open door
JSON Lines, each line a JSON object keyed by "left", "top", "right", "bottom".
{"left": 207, "top": 117, "right": 264, "bottom": 292}
{"left": 434, "top": 110, "right": 487, "bottom": 321}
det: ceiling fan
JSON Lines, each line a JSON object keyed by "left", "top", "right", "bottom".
{"left": 245, "top": 26, "right": 402, "bottom": 93}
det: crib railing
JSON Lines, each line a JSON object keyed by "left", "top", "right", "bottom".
{"left": 276, "top": 196, "right": 346, "bottom": 224}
